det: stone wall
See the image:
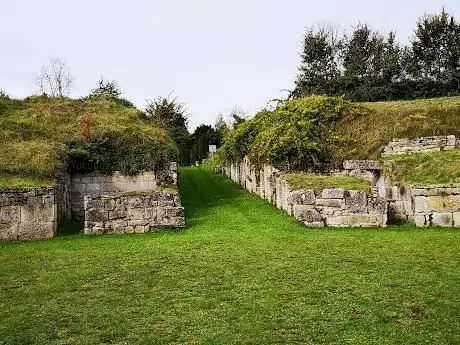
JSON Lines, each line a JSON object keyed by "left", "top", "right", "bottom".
{"left": 71, "top": 171, "right": 158, "bottom": 220}
{"left": 387, "top": 184, "right": 460, "bottom": 227}
{"left": 220, "top": 159, "right": 387, "bottom": 228}
{"left": 382, "top": 135, "right": 458, "bottom": 157}
{"left": 288, "top": 188, "right": 387, "bottom": 228}
{"left": 84, "top": 191, "right": 185, "bottom": 235}
{"left": 0, "top": 187, "right": 57, "bottom": 241}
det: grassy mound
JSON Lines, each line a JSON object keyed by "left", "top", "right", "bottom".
{"left": 281, "top": 173, "right": 371, "bottom": 192}
{"left": 335, "top": 96, "right": 460, "bottom": 161}
{"left": 0, "top": 96, "right": 177, "bottom": 186}
{"left": 383, "top": 150, "right": 460, "bottom": 185}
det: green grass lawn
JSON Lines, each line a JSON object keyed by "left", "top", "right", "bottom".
{"left": 1, "top": 167, "right": 460, "bottom": 344}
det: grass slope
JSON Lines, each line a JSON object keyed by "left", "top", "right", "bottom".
{"left": 335, "top": 96, "right": 460, "bottom": 160}
{"left": 384, "top": 150, "right": 460, "bottom": 185}
{"left": 0, "top": 168, "right": 459, "bottom": 344}
{"left": 0, "top": 96, "right": 175, "bottom": 185}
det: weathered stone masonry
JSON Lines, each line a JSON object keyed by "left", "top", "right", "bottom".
{"left": 382, "top": 135, "right": 459, "bottom": 157}
{"left": 0, "top": 187, "right": 57, "bottom": 241}
{"left": 84, "top": 191, "right": 185, "bottom": 235}
{"left": 1, "top": 163, "right": 185, "bottom": 241}
{"left": 221, "top": 158, "right": 388, "bottom": 228}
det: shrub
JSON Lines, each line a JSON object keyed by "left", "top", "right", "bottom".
{"left": 217, "top": 96, "right": 348, "bottom": 170}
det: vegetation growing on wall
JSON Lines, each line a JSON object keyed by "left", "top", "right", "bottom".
{"left": 0, "top": 96, "right": 177, "bottom": 183}
{"left": 217, "top": 96, "right": 348, "bottom": 170}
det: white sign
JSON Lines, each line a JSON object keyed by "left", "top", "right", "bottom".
{"left": 209, "top": 145, "right": 217, "bottom": 153}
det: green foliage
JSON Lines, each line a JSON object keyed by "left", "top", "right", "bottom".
{"left": 86, "top": 78, "right": 134, "bottom": 107}
{"left": 281, "top": 173, "right": 371, "bottom": 192}
{"left": 189, "top": 124, "right": 220, "bottom": 163}
{"left": 0, "top": 96, "right": 177, "bottom": 182}
{"left": 383, "top": 150, "right": 460, "bottom": 185}
{"left": 218, "top": 96, "right": 348, "bottom": 170}
{"left": 145, "top": 97, "right": 190, "bottom": 164}
{"left": 292, "top": 9, "right": 460, "bottom": 101}
{"left": 0, "top": 173, "right": 53, "bottom": 188}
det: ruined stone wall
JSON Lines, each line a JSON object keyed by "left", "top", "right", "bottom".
{"left": 0, "top": 187, "right": 57, "bottom": 241}
{"left": 288, "top": 188, "right": 387, "bottom": 228}
{"left": 382, "top": 135, "right": 458, "bottom": 157}
{"left": 84, "top": 191, "right": 185, "bottom": 235}
{"left": 71, "top": 171, "right": 158, "bottom": 220}
{"left": 220, "top": 160, "right": 387, "bottom": 228}
{"left": 387, "top": 184, "right": 460, "bottom": 227}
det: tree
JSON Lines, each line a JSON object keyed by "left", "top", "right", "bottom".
{"left": 36, "top": 57, "right": 73, "bottom": 97}
{"left": 189, "top": 125, "right": 220, "bottom": 162}
{"left": 292, "top": 24, "right": 342, "bottom": 98}
{"left": 409, "top": 9, "right": 460, "bottom": 94}
{"left": 230, "top": 106, "right": 247, "bottom": 129}
{"left": 145, "top": 96, "right": 190, "bottom": 164}
{"left": 215, "top": 113, "right": 230, "bottom": 139}
{"left": 87, "top": 78, "right": 134, "bottom": 107}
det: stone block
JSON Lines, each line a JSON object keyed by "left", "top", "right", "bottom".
{"left": 443, "top": 195, "right": 460, "bottom": 212}
{"left": 86, "top": 207, "right": 108, "bottom": 222}
{"left": 0, "top": 223, "right": 18, "bottom": 241}
{"left": 453, "top": 212, "right": 460, "bottom": 227}
{"left": 34, "top": 203, "right": 55, "bottom": 223}
{"left": 127, "top": 208, "right": 145, "bottom": 220}
{"left": 345, "top": 191, "right": 368, "bottom": 213}
{"left": 0, "top": 206, "right": 20, "bottom": 223}
{"left": 304, "top": 222, "right": 325, "bottom": 228}
{"left": 293, "top": 205, "right": 322, "bottom": 223}
{"left": 414, "top": 214, "right": 428, "bottom": 227}
{"left": 108, "top": 207, "right": 127, "bottom": 220}
{"left": 144, "top": 207, "right": 157, "bottom": 220}
{"left": 20, "top": 205, "right": 35, "bottom": 223}
{"left": 413, "top": 196, "right": 428, "bottom": 213}
{"left": 287, "top": 190, "right": 315, "bottom": 205}
{"left": 343, "top": 160, "right": 380, "bottom": 170}
{"left": 431, "top": 212, "right": 453, "bottom": 227}
{"left": 348, "top": 215, "right": 382, "bottom": 227}
{"left": 316, "top": 198, "right": 343, "bottom": 208}
{"left": 426, "top": 196, "right": 445, "bottom": 212}
{"left": 368, "top": 198, "right": 387, "bottom": 214}
{"left": 18, "top": 222, "right": 55, "bottom": 240}
{"left": 322, "top": 188, "right": 345, "bottom": 199}
{"left": 103, "top": 198, "right": 116, "bottom": 211}
{"left": 326, "top": 216, "right": 349, "bottom": 227}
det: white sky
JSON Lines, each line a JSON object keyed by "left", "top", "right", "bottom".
{"left": 1, "top": 0, "right": 459, "bottom": 130}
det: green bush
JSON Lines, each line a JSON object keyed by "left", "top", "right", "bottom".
{"left": 217, "top": 96, "right": 348, "bottom": 170}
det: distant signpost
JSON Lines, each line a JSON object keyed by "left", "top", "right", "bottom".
{"left": 209, "top": 145, "right": 217, "bottom": 157}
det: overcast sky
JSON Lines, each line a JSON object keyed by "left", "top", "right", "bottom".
{"left": 1, "top": 0, "right": 459, "bottom": 130}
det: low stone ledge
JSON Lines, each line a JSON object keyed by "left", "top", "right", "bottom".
{"left": 83, "top": 190, "right": 185, "bottom": 235}
{"left": 382, "top": 135, "right": 457, "bottom": 157}
{"left": 343, "top": 160, "right": 381, "bottom": 171}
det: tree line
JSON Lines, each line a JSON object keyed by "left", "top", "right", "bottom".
{"left": 292, "top": 9, "right": 460, "bottom": 101}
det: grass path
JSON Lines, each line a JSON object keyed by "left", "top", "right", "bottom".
{"left": 0, "top": 167, "right": 460, "bottom": 344}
